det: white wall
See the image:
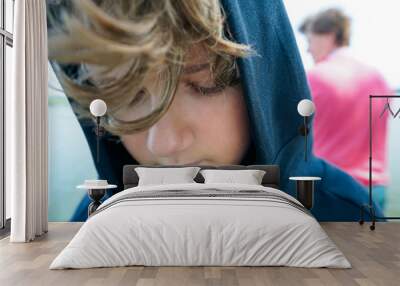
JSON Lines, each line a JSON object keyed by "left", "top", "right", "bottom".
{"left": 284, "top": 0, "right": 400, "bottom": 90}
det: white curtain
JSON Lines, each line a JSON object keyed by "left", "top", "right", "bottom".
{"left": 8, "top": 0, "right": 48, "bottom": 242}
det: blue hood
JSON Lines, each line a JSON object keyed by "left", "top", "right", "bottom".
{"left": 69, "top": 0, "right": 382, "bottom": 221}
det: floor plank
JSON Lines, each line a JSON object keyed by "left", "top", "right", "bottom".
{"left": 0, "top": 222, "right": 399, "bottom": 286}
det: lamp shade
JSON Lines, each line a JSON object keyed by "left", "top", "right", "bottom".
{"left": 297, "top": 99, "right": 315, "bottom": 117}
{"left": 89, "top": 99, "right": 107, "bottom": 117}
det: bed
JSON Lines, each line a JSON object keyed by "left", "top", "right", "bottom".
{"left": 50, "top": 165, "right": 350, "bottom": 269}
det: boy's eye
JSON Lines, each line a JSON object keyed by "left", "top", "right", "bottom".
{"left": 128, "top": 89, "right": 147, "bottom": 107}
{"left": 185, "top": 81, "right": 226, "bottom": 96}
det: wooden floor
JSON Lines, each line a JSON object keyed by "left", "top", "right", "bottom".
{"left": 0, "top": 222, "right": 399, "bottom": 286}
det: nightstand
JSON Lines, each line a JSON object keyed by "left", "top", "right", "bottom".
{"left": 289, "top": 177, "right": 321, "bottom": 210}
{"left": 77, "top": 181, "right": 117, "bottom": 217}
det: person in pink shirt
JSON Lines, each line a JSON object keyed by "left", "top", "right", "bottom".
{"left": 299, "top": 8, "right": 392, "bottom": 209}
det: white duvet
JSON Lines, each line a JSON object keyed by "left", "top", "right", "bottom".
{"left": 50, "top": 183, "right": 350, "bottom": 269}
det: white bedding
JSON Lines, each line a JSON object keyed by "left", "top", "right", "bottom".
{"left": 50, "top": 183, "right": 350, "bottom": 269}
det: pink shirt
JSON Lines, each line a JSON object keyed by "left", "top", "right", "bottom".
{"left": 307, "top": 48, "right": 391, "bottom": 186}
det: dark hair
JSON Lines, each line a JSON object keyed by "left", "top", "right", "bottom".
{"left": 299, "top": 8, "right": 351, "bottom": 47}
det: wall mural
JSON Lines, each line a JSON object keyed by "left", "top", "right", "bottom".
{"left": 47, "top": 0, "right": 399, "bottom": 222}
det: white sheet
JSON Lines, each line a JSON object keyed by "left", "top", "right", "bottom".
{"left": 50, "top": 183, "right": 350, "bottom": 269}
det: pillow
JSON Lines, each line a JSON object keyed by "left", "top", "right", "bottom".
{"left": 135, "top": 167, "right": 201, "bottom": 186}
{"left": 200, "top": 169, "right": 266, "bottom": 185}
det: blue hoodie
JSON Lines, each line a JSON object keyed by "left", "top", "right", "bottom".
{"left": 67, "top": 0, "right": 382, "bottom": 221}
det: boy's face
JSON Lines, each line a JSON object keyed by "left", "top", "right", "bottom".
{"left": 306, "top": 32, "right": 338, "bottom": 63}
{"left": 118, "top": 45, "right": 251, "bottom": 165}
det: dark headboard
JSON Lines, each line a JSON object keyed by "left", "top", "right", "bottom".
{"left": 123, "top": 165, "right": 280, "bottom": 189}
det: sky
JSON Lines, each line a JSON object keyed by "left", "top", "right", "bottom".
{"left": 284, "top": 0, "right": 400, "bottom": 90}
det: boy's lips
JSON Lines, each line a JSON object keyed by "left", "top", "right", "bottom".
{"left": 182, "top": 160, "right": 203, "bottom": 166}
{"left": 157, "top": 159, "right": 211, "bottom": 166}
